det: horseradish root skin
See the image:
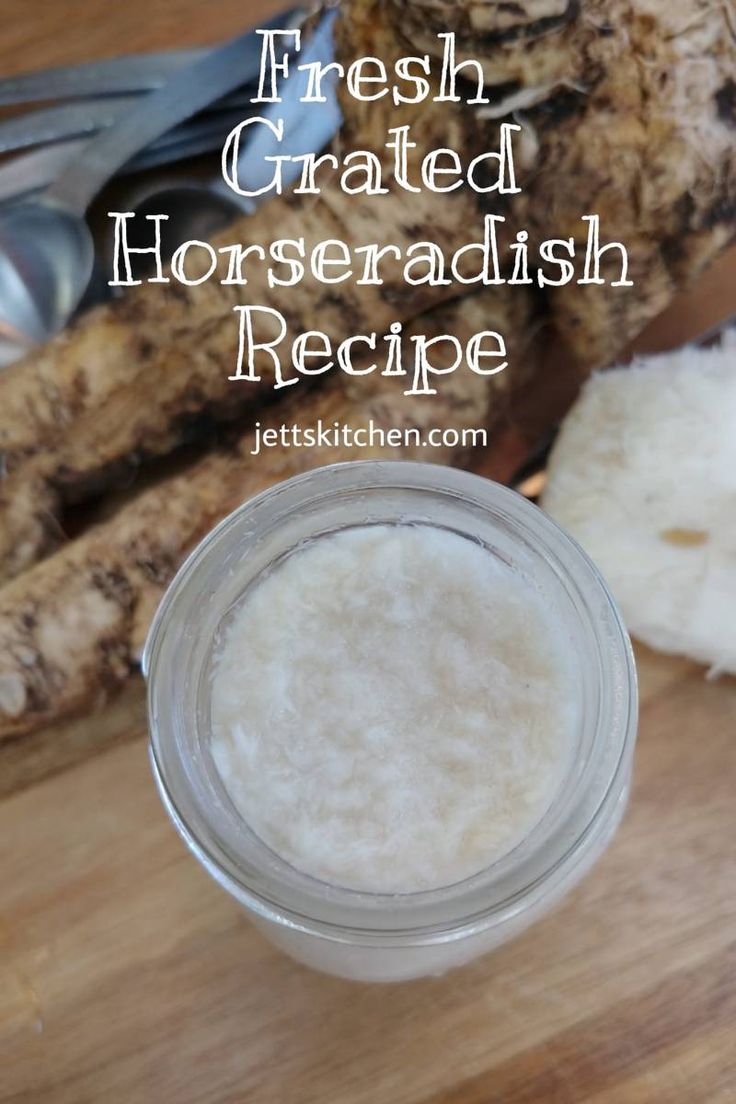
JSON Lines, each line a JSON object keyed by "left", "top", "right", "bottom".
{"left": 0, "top": 292, "right": 529, "bottom": 738}
{"left": 0, "top": 0, "right": 733, "bottom": 582}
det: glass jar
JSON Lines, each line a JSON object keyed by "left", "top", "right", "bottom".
{"left": 144, "top": 461, "right": 637, "bottom": 982}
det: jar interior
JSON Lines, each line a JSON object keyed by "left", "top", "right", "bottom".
{"left": 146, "top": 463, "right": 636, "bottom": 940}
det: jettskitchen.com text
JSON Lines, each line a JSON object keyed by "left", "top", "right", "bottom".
{"left": 249, "top": 420, "right": 487, "bottom": 457}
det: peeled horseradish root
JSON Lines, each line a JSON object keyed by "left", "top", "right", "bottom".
{"left": 542, "top": 337, "right": 736, "bottom": 677}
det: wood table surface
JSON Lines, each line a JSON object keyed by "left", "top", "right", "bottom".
{"left": 1, "top": 3, "right": 736, "bottom": 1102}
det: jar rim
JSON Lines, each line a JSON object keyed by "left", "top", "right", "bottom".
{"left": 145, "top": 461, "right": 638, "bottom": 944}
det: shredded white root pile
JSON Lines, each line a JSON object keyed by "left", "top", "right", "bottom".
{"left": 542, "top": 337, "right": 736, "bottom": 676}
{"left": 211, "top": 525, "right": 576, "bottom": 892}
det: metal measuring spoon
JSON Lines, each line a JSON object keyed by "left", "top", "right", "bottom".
{"left": 0, "top": 8, "right": 301, "bottom": 367}
{"left": 123, "top": 9, "right": 341, "bottom": 270}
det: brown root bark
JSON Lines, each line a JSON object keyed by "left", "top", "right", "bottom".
{"left": 0, "top": 289, "right": 532, "bottom": 738}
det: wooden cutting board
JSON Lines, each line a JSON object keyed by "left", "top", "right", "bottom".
{"left": 1, "top": 645, "right": 735, "bottom": 1104}
{"left": 1, "top": 3, "right": 735, "bottom": 1100}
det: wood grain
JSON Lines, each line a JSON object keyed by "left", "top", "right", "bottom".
{"left": 0, "top": 0, "right": 284, "bottom": 78}
{"left": 1, "top": 645, "right": 735, "bottom": 1104}
{"left": 1, "top": 4, "right": 735, "bottom": 1102}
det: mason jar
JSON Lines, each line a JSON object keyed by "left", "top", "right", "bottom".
{"left": 144, "top": 461, "right": 637, "bottom": 982}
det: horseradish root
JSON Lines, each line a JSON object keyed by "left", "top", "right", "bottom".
{"left": 0, "top": 291, "right": 531, "bottom": 738}
{"left": 1, "top": 0, "right": 734, "bottom": 582}
{"left": 542, "top": 338, "right": 736, "bottom": 676}
{"left": 0, "top": 180, "right": 474, "bottom": 582}
{"left": 344, "top": 0, "right": 736, "bottom": 371}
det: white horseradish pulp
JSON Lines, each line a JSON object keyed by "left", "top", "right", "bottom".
{"left": 210, "top": 524, "right": 578, "bottom": 893}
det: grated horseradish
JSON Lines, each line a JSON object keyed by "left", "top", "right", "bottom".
{"left": 210, "top": 524, "right": 577, "bottom": 894}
